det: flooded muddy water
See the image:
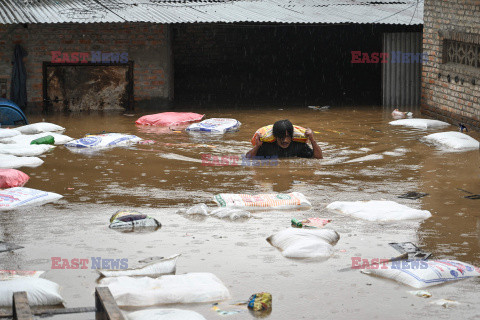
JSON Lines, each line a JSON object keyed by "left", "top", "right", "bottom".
{"left": 1, "top": 106, "right": 480, "bottom": 319}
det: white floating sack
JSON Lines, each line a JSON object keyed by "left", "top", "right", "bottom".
{"left": 128, "top": 309, "right": 206, "bottom": 320}
{"left": 0, "top": 278, "right": 64, "bottom": 306}
{"left": 267, "top": 228, "right": 340, "bottom": 259}
{"left": 366, "top": 259, "right": 480, "bottom": 289}
{"left": 214, "top": 192, "right": 311, "bottom": 211}
{"left": 185, "top": 203, "right": 209, "bottom": 216}
{"left": 0, "top": 132, "right": 73, "bottom": 145}
{"left": 186, "top": 118, "right": 241, "bottom": 134}
{"left": 100, "top": 273, "right": 230, "bottom": 307}
{"left": 0, "top": 143, "right": 54, "bottom": 157}
{"left": 0, "top": 128, "right": 21, "bottom": 139}
{"left": 0, "top": 270, "right": 44, "bottom": 281}
{"left": 389, "top": 118, "right": 450, "bottom": 129}
{"left": 420, "top": 131, "right": 479, "bottom": 151}
{"left": 98, "top": 254, "right": 180, "bottom": 278}
{"left": 65, "top": 133, "right": 142, "bottom": 149}
{"left": 0, "top": 154, "right": 44, "bottom": 169}
{"left": 210, "top": 207, "right": 251, "bottom": 220}
{"left": 16, "top": 122, "right": 65, "bottom": 134}
{"left": 0, "top": 187, "right": 63, "bottom": 211}
{"left": 326, "top": 200, "right": 431, "bottom": 221}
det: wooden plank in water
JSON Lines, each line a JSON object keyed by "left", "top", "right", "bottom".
{"left": 12, "top": 292, "right": 32, "bottom": 320}
{"left": 0, "top": 306, "right": 96, "bottom": 318}
{"left": 95, "top": 287, "right": 125, "bottom": 320}
{"left": 0, "top": 241, "right": 23, "bottom": 253}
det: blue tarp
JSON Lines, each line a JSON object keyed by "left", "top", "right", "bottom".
{"left": 0, "top": 98, "right": 28, "bottom": 126}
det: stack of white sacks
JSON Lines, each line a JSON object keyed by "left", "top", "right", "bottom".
{"left": 0, "top": 122, "right": 73, "bottom": 169}
{"left": 0, "top": 122, "right": 68, "bottom": 210}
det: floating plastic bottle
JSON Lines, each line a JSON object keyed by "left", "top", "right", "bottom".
{"left": 30, "top": 135, "right": 55, "bottom": 145}
{"left": 291, "top": 218, "right": 303, "bottom": 228}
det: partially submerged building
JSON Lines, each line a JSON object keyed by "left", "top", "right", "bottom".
{"left": 421, "top": 0, "right": 480, "bottom": 130}
{"left": 0, "top": 0, "right": 422, "bottom": 112}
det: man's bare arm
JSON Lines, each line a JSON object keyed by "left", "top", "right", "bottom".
{"left": 246, "top": 135, "right": 263, "bottom": 158}
{"left": 305, "top": 128, "right": 323, "bottom": 159}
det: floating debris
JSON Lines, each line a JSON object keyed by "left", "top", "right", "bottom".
{"left": 398, "top": 192, "right": 429, "bottom": 200}
{"left": 408, "top": 290, "right": 432, "bottom": 298}
{"left": 308, "top": 106, "right": 330, "bottom": 111}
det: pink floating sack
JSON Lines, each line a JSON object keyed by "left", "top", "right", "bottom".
{"left": 135, "top": 112, "right": 204, "bottom": 127}
{"left": 0, "top": 169, "right": 30, "bottom": 189}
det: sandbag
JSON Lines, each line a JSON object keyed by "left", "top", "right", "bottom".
{"left": 0, "top": 187, "right": 63, "bottom": 211}
{"left": 389, "top": 118, "right": 450, "bottom": 129}
{"left": 100, "top": 273, "right": 230, "bottom": 307}
{"left": 0, "top": 132, "right": 73, "bottom": 145}
{"left": 186, "top": 118, "right": 241, "bottom": 134}
{"left": 65, "top": 133, "right": 142, "bottom": 149}
{"left": 0, "top": 278, "right": 64, "bottom": 306}
{"left": 128, "top": 309, "right": 206, "bottom": 320}
{"left": 0, "top": 169, "right": 30, "bottom": 188}
{"left": 0, "top": 270, "right": 44, "bottom": 281}
{"left": 420, "top": 131, "right": 479, "bottom": 151}
{"left": 214, "top": 192, "right": 311, "bottom": 211}
{"left": 210, "top": 207, "right": 251, "bottom": 220}
{"left": 0, "top": 143, "right": 54, "bottom": 157}
{"left": 267, "top": 228, "right": 340, "bottom": 259}
{"left": 251, "top": 124, "right": 307, "bottom": 145}
{"left": 366, "top": 259, "right": 480, "bottom": 288}
{"left": 0, "top": 128, "right": 21, "bottom": 139}
{"left": 135, "top": 112, "right": 204, "bottom": 127}
{"left": 98, "top": 254, "right": 179, "bottom": 278}
{"left": 15, "top": 122, "right": 65, "bottom": 134}
{"left": 109, "top": 210, "right": 161, "bottom": 229}
{"left": 0, "top": 154, "right": 44, "bottom": 169}
{"left": 178, "top": 205, "right": 251, "bottom": 220}
{"left": 185, "top": 203, "right": 209, "bottom": 216}
{"left": 326, "top": 200, "right": 431, "bottom": 221}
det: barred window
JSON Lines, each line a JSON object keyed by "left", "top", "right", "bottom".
{"left": 444, "top": 39, "right": 480, "bottom": 68}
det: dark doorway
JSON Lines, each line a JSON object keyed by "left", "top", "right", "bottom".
{"left": 43, "top": 62, "right": 134, "bottom": 112}
{"left": 173, "top": 23, "right": 422, "bottom": 107}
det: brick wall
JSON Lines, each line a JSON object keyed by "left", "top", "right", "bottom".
{"left": 422, "top": 0, "right": 480, "bottom": 131}
{"left": 0, "top": 23, "right": 173, "bottom": 111}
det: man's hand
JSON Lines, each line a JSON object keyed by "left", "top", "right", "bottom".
{"left": 305, "top": 128, "right": 315, "bottom": 142}
{"left": 305, "top": 128, "right": 323, "bottom": 159}
{"left": 246, "top": 134, "right": 263, "bottom": 158}
{"left": 255, "top": 134, "right": 263, "bottom": 146}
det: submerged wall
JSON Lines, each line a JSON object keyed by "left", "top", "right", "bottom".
{"left": 0, "top": 23, "right": 173, "bottom": 112}
{"left": 0, "top": 21, "right": 423, "bottom": 112}
{"left": 422, "top": 0, "right": 480, "bottom": 131}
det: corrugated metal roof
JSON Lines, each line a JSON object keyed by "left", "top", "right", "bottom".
{"left": 0, "top": 0, "right": 423, "bottom": 25}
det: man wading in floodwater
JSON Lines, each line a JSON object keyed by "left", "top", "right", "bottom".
{"left": 246, "top": 119, "right": 323, "bottom": 159}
